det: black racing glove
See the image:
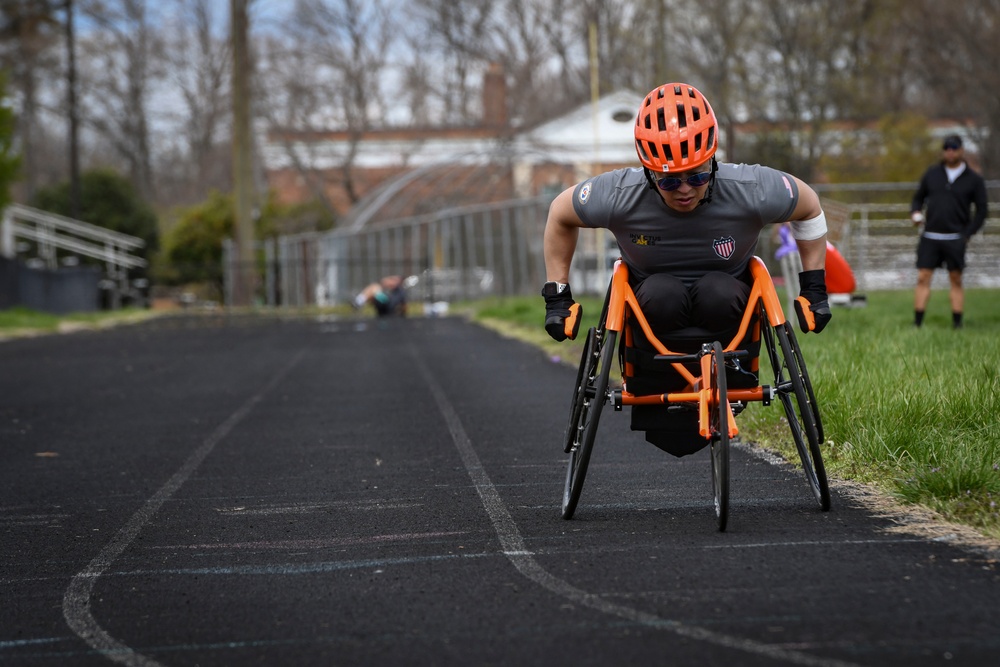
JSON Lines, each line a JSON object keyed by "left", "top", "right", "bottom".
{"left": 541, "top": 282, "right": 582, "bottom": 342}
{"left": 794, "top": 270, "right": 832, "bottom": 334}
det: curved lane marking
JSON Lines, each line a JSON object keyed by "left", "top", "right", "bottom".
{"left": 61, "top": 351, "right": 306, "bottom": 667}
{"left": 410, "top": 348, "right": 860, "bottom": 667}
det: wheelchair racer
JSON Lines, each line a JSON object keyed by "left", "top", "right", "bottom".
{"left": 541, "top": 82, "right": 831, "bottom": 345}
{"left": 541, "top": 82, "right": 831, "bottom": 455}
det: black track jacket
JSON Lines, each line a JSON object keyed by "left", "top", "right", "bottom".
{"left": 911, "top": 162, "right": 988, "bottom": 239}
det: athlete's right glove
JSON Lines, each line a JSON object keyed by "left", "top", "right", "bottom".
{"left": 794, "top": 269, "right": 832, "bottom": 334}
{"left": 541, "top": 282, "right": 582, "bottom": 342}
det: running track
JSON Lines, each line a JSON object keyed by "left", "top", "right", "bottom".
{"left": 1, "top": 313, "right": 998, "bottom": 666}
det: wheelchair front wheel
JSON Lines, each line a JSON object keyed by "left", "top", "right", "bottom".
{"left": 764, "top": 321, "right": 831, "bottom": 511}
{"left": 562, "top": 328, "right": 617, "bottom": 520}
{"left": 709, "top": 341, "right": 730, "bottom": 532}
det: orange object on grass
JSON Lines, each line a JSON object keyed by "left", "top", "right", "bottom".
{"left": 825, "top": 242, "right": 856, "bottom": 294}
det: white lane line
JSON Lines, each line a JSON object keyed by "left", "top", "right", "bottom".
{"left": 410, "top": 348, "right": 860, "bottom": 667}
{"left": 61, "top": 351, "right": 306, "bottom": 667}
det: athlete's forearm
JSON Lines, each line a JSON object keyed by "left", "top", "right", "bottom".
{"left": 543, "top": 188, "right": 583, "bottom": 283}
{"left": 795, "top": 237, "right": 827, "bottom": 272}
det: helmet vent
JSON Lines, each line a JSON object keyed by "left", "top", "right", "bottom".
{"left": 676, "top": 103, "right": 687, "bottom": 128}
{"left": 694, "top": 133, "right": 702, "bottom": 152}
{"left": 636, "top": 139, "right": 650, "bottom": 162}
{"left": 680, "top": 140, "right": 689, "bottom": 160}
{"left": 707, "top": 126, "right": 716, "bottom": 150}
{"left": 646, "top": 141, "right": 660, "bottom": 160}
{"left": 656, "top": 107, "right": 666, "bottom": 131}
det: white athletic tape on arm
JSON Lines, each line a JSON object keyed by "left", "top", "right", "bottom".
{"left": 789, "top": 211, "right": 828, "bottom": 241}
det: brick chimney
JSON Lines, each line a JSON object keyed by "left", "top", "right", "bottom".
{"left": 482, "top": 62, "right": 508, "bottom": 129}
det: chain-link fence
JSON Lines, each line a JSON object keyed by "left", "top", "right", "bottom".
{"left": 225, "top": 183, "right": 1000, "bottom": 308}
{"left": 240, "top": 196, "right": 555, "bottom": 307}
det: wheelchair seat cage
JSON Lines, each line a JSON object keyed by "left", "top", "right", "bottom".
{"left": 560, "top": 257, "right": 830, "bottom": 531}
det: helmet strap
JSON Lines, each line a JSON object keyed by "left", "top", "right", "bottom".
{"left": 697, "top": 158, "right": 719, "bottom": 206}
{"left": 642, "top": 167, "right": 657, "bottom": 190}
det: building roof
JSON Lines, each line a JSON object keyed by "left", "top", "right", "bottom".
{"left": 513, "top": 89, "right": 642, "bottom": 165}
{"left": 262, "top": 89, "right": 645, "bottom": 173}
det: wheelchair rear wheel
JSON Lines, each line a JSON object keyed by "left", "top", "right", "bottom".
{"left": 562, "top": 328, "right": 617, "bottom": 519}
{"left": 709, "top": 341, "right": 730, "bottom": 531}
{"left": 762, "top": 320, "right": 831, "bottom": 511}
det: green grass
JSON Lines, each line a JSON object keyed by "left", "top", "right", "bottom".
{"left": 468, "top": 289, "right": 1000, "bottom": 539}
{"left": 0, "top": 306, "right": 155, "bottom": 335}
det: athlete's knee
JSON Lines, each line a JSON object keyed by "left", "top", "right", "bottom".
{"left": 634, "top": 273, "right": 690, "bottom": 329}
{"left": 692, "top": 272, "right": 747, "bottom": 300}
{"left": 690, "top": 272, "right": 750, "bottom": 328}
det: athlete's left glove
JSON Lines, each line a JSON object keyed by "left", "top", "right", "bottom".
{"left": 541, "top": 282, "right": 582, "bottom": 342}
{"left": 794, "top": 270, "right": 831, "bottom": 334}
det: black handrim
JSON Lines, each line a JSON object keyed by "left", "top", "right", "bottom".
{"left": 710, "top": 341, "right": 730, "bottom": 531}
{"left": 562, "top": 328, "right": 617, "bottom": 519}
{"left": 563, "top": 327, "right": 597, "bottom": 454}
{"left": 786, "top": 328, "right": 824, "bottom": 443}
{"left": 764, "top": 319, "right": 831, "bottom": 511}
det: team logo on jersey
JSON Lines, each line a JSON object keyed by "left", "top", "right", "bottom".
{"left": 578, "top": 181, "right": 592, "bottom": 204}
{"left": 630, "top": 233, "right": 661, "bottom": 246}
{"left": 713, "top": 236, "right": 736, "bottom": 259}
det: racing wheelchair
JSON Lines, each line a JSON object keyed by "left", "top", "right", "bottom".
{"left": 561, "top": 257, "right": 830, "bottom": 531}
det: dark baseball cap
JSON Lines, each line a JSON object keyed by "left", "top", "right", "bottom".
{"left": 942, "top": 135, "right": 963, "bottom": 150}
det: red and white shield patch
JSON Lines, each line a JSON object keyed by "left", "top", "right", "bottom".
{"left": 713, "top": 236, "right": 736, "bottom": 260}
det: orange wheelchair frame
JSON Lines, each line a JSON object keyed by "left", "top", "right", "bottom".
{"left": 561, "top": 257, "right": 830, "bottom": 531}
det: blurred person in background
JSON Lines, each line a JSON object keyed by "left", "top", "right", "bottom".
{"left": 910, "top": 134, "right": 988, "bottom": 329}
{"left": 353, "top": 275, "right": 407, "bottom": 317}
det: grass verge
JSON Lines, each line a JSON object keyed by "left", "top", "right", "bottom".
{"left": 0, "top": 306, "right": 158, "bottom": 338}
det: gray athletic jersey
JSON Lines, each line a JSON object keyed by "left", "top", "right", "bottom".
{"left": 572, "top": 163, "right": 799, "bottom": 284}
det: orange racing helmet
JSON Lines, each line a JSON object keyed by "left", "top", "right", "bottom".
{"left": 634, "top": 83, "right": 718, "bottom": 173}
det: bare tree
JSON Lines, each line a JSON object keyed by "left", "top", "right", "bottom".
{"left": 906, "top": 0, "right": 1000, "bottom": 176}
{"left": 75, "top": 0, "right": 162, "bottom": 201}
{"left": 158, "top": 0, "right": 231, "bottom": 204}
{"left": 260, "top": 0, "right": 397, "bottom": 206}
{"left": 0, "top": 0, "right": 63, "bottom": 200}
{"left": 410, "top": 0, "right": 494, "bottom": 125}
{"left": 649, "top": 0, "right": 754, "bottom": 161}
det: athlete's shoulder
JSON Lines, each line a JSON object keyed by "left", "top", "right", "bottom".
{"left": 715, "top": 162, "right": 788, "bottom": 182}
{"left": 587, "top": 167, "right": 647, "bottom": 188}
{"left": 716, "top": 162, "right": 797, "bottom": 198}
{"left": 576, "top": 168, "right": 646, "bottom": 204}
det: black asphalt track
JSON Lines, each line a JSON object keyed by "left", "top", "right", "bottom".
{"left": 1, "top": 313, "right": 998, "bottom": 666}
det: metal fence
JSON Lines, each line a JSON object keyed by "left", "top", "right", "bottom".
{"left": 240, "top": 184, "right": 1000, "bottom": 309}
{"left": 254, "top": 196, "right": 556, "bottom": 307}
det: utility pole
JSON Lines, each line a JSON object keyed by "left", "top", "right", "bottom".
{"left": 65, "top": 0, "right": 81, "bottom": 221}
{"left": 230, "top": 0, "right": 256, "bottom": 306}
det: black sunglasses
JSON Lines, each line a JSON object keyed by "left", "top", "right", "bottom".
{"left": 656, "top": 170, "right": 713, "bottom": 191}
{"left": 943, "top": 141, "right": 962, "bottom": 150}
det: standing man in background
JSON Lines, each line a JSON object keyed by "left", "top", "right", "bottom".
{"left": 910, "top": 134, "right": 988, "bottom": 329}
